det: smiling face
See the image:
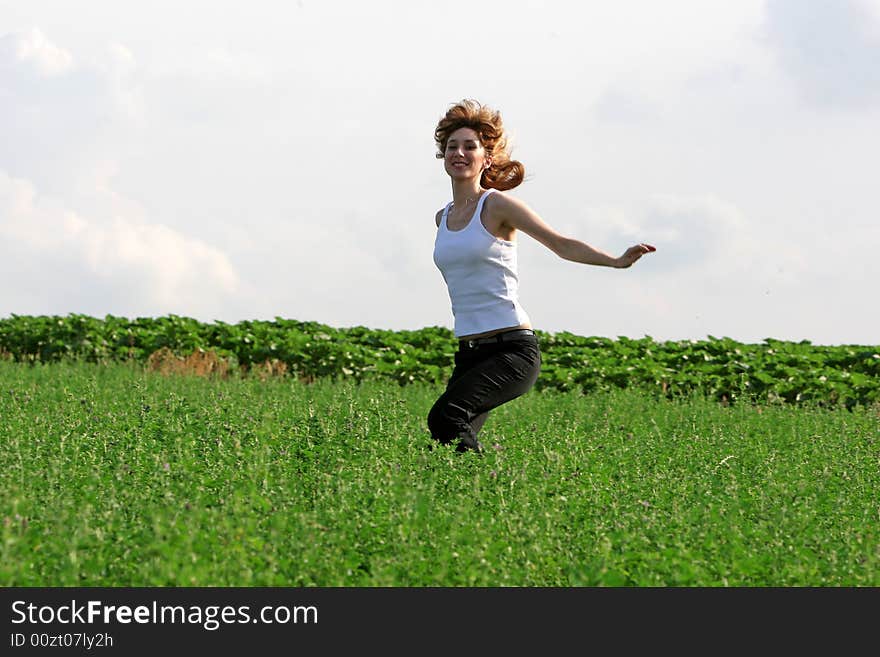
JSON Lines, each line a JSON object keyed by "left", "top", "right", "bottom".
{"left": 443, "top": 127, "right": 492, "bottom": 181}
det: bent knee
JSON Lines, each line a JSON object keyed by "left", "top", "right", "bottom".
{"left": 427, "top": 399, "right": 466, "bottom": 441}
{"left": 427, "top": 402, "right": 449, "bottom": 433}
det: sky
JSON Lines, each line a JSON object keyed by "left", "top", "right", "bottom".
{"left": 1, "top": 0, "right": 878, "bottom": 345}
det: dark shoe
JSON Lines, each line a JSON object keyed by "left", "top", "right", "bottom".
{"left": 455, "top": 435, "right": 484, "bottom": 454}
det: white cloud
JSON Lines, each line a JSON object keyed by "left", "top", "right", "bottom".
{"left": 0, "top": 172, "right": 240, "bottom": 318}
{"left": 0, "top": 28, "right": 141, "bottom": 196}
{"left": 600, "top": 195, "right": 807, "bottom": 284}
{"left": 0, "top": 27, "right": 72, "bottom": 76}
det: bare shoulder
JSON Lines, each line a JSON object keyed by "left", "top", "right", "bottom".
{"left": 484, "top": 188, "right": 564, "bottom": 248}
{"left": 484, "top": 189, "right": 535, "bottom": 223}
{"left": 484, "top": 189, "right": 530, "bottom": 216}
{"left": 480, "top": 190, "right": 532, "bottom": 240}
{"left": 435, "top": 208, "right": 443, "bottom": 228}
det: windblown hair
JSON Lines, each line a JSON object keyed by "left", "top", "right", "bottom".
{"left": 434, "top": 99, "right": 525, "bottom": 191}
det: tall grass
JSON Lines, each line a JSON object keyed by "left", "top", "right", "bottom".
{"left": 1, "top": 361, "right": 877, "bottom": 586}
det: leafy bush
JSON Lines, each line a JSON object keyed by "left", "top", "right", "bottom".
{"left": 1, "top": 315, "right": 877, "bottom": 407}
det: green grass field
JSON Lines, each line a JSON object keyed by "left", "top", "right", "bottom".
{"left": 1, "top": 361, "right": 877, "bottom": 586}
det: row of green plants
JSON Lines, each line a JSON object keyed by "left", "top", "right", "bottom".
{"left": 1, "top": 314, "right": 878, "bottom": 407}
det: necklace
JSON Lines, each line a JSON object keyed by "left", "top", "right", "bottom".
{"left": 454, "top": 191, "right": 483, "bottom": 209}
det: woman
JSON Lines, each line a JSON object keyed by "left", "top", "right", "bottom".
{"left": 428, "top": 99, "right": 655, "bottom": 453}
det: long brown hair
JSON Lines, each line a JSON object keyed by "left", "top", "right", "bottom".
{"left": 434, "top": 99, "right": 525, "bottom": 191}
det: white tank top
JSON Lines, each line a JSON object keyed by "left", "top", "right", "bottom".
{"left": 432, "top": 189, "right": 531, "bottom": 337}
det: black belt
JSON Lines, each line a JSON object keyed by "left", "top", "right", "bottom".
{"left": 460, "top": 329, "right": 535, "bottom": 348}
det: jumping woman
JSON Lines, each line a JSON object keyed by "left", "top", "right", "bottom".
{"left": 428, "top": 99, "right": 656, "bottom": 453}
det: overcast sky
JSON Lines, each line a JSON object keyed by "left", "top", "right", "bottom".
{"left": 1, "top": 1, "right": 878, "bottom": 345}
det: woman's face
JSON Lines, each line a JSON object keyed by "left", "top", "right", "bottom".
{"left": 444, "top": 127, "right": 490, "bottom": 181}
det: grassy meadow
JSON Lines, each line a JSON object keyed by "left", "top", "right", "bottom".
{"left": 1, "top": 360, "right": 878, "bottom": 586}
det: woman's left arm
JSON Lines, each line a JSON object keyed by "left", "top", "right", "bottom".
{"left": 495, "top": 193, "right": 655, "bottom": 268}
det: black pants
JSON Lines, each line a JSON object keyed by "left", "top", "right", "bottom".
{"left": 427, "top": 330, "right": 541, "bottom": 450}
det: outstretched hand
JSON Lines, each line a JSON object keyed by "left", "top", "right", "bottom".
{"left": 616, "top": 243, "right": 656, "bottom": 268}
